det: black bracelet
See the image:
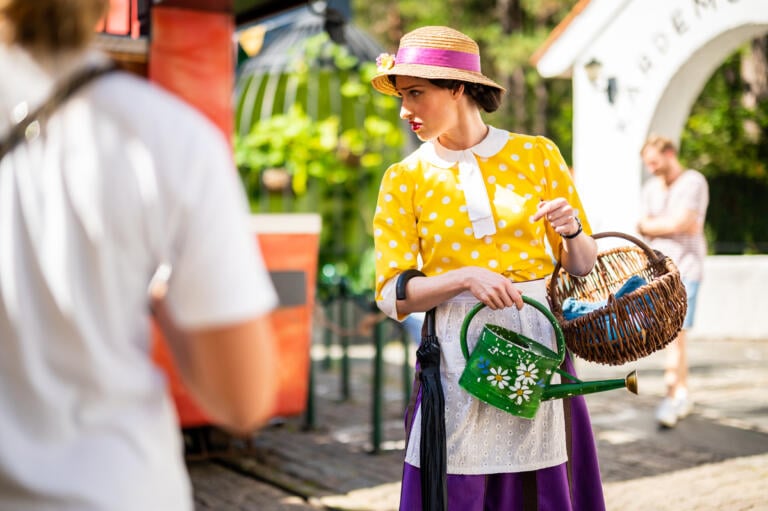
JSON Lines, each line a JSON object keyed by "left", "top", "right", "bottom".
{"left": 561, "top": 216, "right": 582, "bottom": 239}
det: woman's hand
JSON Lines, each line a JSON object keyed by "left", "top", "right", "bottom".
{"left": 460, "top": 267, "right": 524, "bottom": 310}
{"left": 395, "top": 266, "right": 524, "bottom": 315}
{"left": 533, "top": 198, "right": 597, "bottom": 276}
{"left": 533, "top": 198, "right": 580, "bottom": 237}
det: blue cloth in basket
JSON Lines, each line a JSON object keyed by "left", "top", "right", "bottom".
{"left": 562, "top": 275, "right": 647, "bottom": 320}
{"left": 561, "top": 275, "right": 649, "bottom": 342}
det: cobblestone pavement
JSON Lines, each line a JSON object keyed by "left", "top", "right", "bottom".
{"left": 189, "top": 336, "right": 768, "bottom": 511}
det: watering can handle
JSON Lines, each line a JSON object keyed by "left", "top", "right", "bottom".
{"left": 459, "top": 296, "right": 566, "bottom": 364}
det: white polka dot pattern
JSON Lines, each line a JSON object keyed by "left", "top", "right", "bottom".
{"left": 373, "top": 132, "right": 590, "bottom": 300}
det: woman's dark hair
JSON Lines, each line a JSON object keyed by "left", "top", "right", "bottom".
{"left": 386, "top": 75, "right": 502, "bottom": 113}
{"left": 429, "top": 79, "right": 502, "bottom": 113}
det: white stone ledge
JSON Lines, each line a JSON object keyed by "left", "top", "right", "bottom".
{"left": 690, "top": 256, "right": 768, "bottom": 340}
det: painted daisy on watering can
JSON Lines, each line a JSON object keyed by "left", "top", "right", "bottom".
{"left": 516, "top": 361, "right": 539, "bottom": 386}
{"left": 509, "top": 381, "right": 533, "bottom": 405}
{"left": 487, "top": 367, "right": 511, "bottom": 389}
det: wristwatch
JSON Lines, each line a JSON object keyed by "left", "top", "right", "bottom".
{"left": 561, "top": 216, "right": 583, "bottom": 239}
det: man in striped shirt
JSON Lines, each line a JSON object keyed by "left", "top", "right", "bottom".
{"left": 639, "top": 134, "right": 710, "bottom": 428}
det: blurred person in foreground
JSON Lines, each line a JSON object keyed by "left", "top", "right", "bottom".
{"left": 0, "top": 0, "right": 279, "bottom": 509}
{"left": 639, "top": 134, "right": 709, "bottom": 428}
{"left": 371, "top": 25, "right": 604, "bottom": 510}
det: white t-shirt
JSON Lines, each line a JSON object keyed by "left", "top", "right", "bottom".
{"left": 0, "top": 47, "right": 277, "bottom": 510}
{"left": 640, "top": 169, "right": 709, "bottom": 282}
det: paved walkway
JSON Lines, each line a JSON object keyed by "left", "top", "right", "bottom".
{"left": 189, "top": 334, "right": 768, "bottom": 510}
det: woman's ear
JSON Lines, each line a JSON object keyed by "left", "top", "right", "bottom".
{"left": 451, "top": 83, "right": 465, "bottom": 98}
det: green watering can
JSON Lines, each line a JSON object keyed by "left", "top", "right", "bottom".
{"left": 459, "top": 296, "right": 638, "bottom": 419}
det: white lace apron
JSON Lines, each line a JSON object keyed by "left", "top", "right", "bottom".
{"left": 404, "top": 279, "right": 567, "bottom": 474}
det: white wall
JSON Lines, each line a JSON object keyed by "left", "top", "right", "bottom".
{"left": 690, "top": 256, "right": 768, "bottom": 340}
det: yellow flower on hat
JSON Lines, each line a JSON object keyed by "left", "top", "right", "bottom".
{"left": 376, "top": 53, "right": 395, "bottom": 72}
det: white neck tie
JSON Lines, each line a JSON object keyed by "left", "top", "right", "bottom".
{"left": 457, "top": 150, "right": 496, "bottom": 239}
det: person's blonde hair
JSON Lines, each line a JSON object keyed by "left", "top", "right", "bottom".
{"left": 0, "top": 0, "right": 109, "bottom": 53}
{"left": 641, "top": 134, "right": 677, "bottom": 155}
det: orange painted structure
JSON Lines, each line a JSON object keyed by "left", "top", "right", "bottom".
{"left": 101, "top": 0, "right": 142, "bottom": 37}
{"left": 101, "top": 1, "right": 317, "bottom": 427}
{"left": 152, "top": 217, "right": 321, "bottom": 427}
{"left": 149, "top": 6, "right": 234, "bottom": 136}
{"left": 251, "top": 214, "right": 321, "bottom": 419}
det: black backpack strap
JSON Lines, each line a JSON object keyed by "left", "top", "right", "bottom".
{"left": 0, "top": 61, "right": 119, "bottom": 160}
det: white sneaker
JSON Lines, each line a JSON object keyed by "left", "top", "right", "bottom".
{"left": 656, "top": 397, "right": 679, "bottom": 428}
{"left": 675, "top": 395, "right": 694, "bottom": 419}
{"left": 656, "top": 395, "right": 694, "bottom": 428}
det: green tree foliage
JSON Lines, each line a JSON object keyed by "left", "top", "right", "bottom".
{"left": 680, "top": 45, "right": 768, "bottom": 254}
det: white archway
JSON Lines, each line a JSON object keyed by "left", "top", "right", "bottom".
{"left": 533, "top": 0, "right": 768, "bottom": 338}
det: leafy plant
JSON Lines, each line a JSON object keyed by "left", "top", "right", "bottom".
{"left": 235, "top": 32, "right": 404, "bottom": 296}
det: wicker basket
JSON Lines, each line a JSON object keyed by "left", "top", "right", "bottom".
{"left": 546, "top": 231, "right": 688, "bottom": 366}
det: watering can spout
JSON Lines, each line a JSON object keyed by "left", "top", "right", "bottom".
{"left": 626, "top": 369, "right": 638, "bottom": 394}
{"left": 542, "top": 370, "right": 639, "bottom": 401}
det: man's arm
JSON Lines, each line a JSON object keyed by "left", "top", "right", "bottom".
{"left": 151, "top": 297, "right": 278, "bottom": 436}
{"left": 638, "top": 208, "right": 700, "bottom": 237}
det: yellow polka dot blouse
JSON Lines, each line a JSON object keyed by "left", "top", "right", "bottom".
{"left": 373, "top": 128, "right": 592, "bottom": 300}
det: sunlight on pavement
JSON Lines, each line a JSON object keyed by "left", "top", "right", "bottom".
{"left": 597, "top": 430, "right": 644, "bottom": 445}
{"left": 315, "top": 482, "right": 401, "bottom": 511}
{"left": 603, "top": 453, "right": 768, "bottom": 511}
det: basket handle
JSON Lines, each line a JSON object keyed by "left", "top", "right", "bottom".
{"left": 459, "top": 296, "right": 566, "bottom": 366}
{"left": 548, "top": 231, "right": 664, "bottom": 316}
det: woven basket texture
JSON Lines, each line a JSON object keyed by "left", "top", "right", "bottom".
{"left": 546, "top": 232, "right": 688, "bottom": 366}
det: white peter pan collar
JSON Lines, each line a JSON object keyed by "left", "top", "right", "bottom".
{"left": 419, "top": 126, "right": 510, "bottom": 238}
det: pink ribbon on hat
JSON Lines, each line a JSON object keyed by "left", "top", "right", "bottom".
{"left": 395, "top": 47, "right": 481, "bottom": 73}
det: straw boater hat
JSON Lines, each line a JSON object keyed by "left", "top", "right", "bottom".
{"left": 371, "top": 26, "right": 505, "bottom": 96}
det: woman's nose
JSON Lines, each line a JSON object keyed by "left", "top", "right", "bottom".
{"left": 399, "top": 103, "right": 411, "bottom": 120}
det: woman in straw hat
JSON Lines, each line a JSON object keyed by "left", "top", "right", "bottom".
{"left": 371, "top": 26, "right": 605, "bottom": 510}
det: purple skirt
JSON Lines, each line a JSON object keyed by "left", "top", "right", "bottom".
{"left": 399, "top": 354, "right": 606, "bottom": 511}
